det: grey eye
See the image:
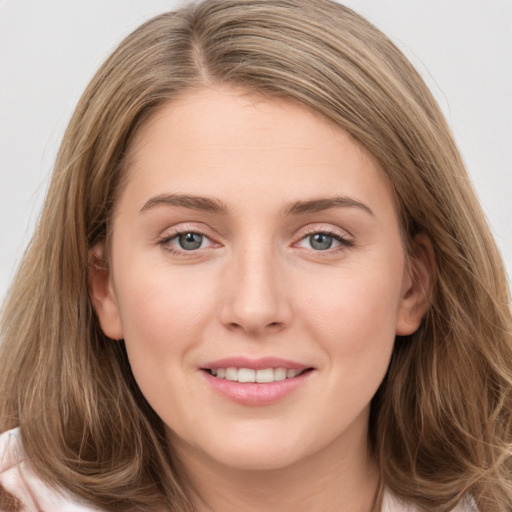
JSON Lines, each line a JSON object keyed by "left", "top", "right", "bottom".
{"left": 309, "top": 233, "right": 333, "bottom": 250}
{"left": 178, "top": 232, "right": 203, "bottom": 250}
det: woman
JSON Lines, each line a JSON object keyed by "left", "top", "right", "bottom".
{"left": 0, "top": 1, "right": 510, "bottom": 511}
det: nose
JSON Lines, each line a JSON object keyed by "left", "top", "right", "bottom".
{"left": 220, "top": 244, "right": 292, "bottom": 335}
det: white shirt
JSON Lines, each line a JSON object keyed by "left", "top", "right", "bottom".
{"left": 0, "top": 428, "right": 477, "bottom": 512}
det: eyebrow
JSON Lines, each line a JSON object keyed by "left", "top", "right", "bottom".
{"left": 140, "top": 194, "right": 229, "bottom": 214}
{"left": 140, "top": 193, "right": 373, "bottom": 217}
{"left": 283, "top": 196, "right": 374, "bottom": 217}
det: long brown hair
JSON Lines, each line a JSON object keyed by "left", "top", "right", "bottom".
{"left": 1, "top": 1, "right": 511, "bottom": 511}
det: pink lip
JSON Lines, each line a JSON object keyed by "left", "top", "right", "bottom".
{"left": 200, "top": 357, "right": 314, "bottom": 406}
{"left": 201, "top": 356, "right": 310, "bottom": 371}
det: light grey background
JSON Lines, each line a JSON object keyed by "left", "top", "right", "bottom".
{"left": 1, "top": 0, "right": 511, "bottom": 307}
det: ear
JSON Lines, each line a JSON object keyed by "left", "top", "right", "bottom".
{"left": 395, "top": 233, "right": 435, "bottom": 336}
{"left": 89, "top": 243, "right": 124, "bottom": 340}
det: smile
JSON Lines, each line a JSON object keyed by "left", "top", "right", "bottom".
{"left": 201, "top": 357, "right": 314, "bottom": 404}
{"left": 208, "top": 367, "right": 308, "bottom": 383}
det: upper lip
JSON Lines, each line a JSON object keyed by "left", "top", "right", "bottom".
{"left": 201, "top": 357, "right": 311, "bottom": 371}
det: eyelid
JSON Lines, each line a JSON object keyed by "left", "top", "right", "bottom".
{"left": 295, "top": 223, "right": 352, "bottom": 240}
{"left": 292, "top": 224, "right": 354, "bottom": 250}
{"left": 157, "top": 223, "right": 221, "bottom": 254}
{"left": 156, "top": 222, "right": 354, "bottom": 255}
{"left": 158, "top": 222, "right": 216, "bottom": 239}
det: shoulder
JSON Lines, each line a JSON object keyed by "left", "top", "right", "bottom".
{"left": 0, "top": 428, "right": 101, "bottom": 512}
{"left": 382, "top": 488, "right": 479, "bottom": 512}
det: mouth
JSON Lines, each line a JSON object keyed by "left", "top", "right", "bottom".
{"left": 203, "top": 367, "right": 313, "bottom": 383}
{"left": 201, "top": 359, "right": 314, "bottom": 405}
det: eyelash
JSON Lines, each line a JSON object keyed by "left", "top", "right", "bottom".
{"left": 157, "top": 227, "right": 354, "bottom": 255}
{"left": 157, "top": 230, "right": 215, "bottom": 256}
{"left": 296, "top": 227, "right": 354, "bottom": 252}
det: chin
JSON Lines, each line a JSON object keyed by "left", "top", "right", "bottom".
{"left": 204, "top": 442, "right": 303, "bottom": 472}
{"left": 170, "top": 423, "right": 309, "bottom": 472}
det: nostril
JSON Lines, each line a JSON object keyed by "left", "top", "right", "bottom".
{"left": 227, "top": 320, "right": 282, "bottom": 333}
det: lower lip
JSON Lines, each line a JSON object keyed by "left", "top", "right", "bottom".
{"left": 202, "top": 370, "right": 312, "bottom": 406}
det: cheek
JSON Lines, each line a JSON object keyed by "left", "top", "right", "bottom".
{"left": 111, "top": 267, "right": 221, "bottom": 424}
{"left": 113, "top": 265, "right": 219, "bottom": 362}
{"left": 297, "top": 260, "right": 404, "bottom": 362}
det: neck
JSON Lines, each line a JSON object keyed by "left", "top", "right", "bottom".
{"left": 171, "top": 426, "right": 380, "bottom": 512}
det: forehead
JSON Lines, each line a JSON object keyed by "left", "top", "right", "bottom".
{"left": 118, "top": 86, "right": 394, "bottom": 219}
{"left": 127, "top": 86, "right": 355, "bottom": 163}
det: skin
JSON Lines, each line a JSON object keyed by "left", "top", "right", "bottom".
{"left": 91, "top": 86, "right": 430, "bottom": 512}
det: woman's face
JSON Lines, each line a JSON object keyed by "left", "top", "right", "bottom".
{"left": 91, "top": 86, "right": 427, "bottom": 474}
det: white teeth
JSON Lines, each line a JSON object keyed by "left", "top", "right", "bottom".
{"left": 255, "top": 368, "right": 274, "bottom": 383}
{"left": 210, "top": 367, "right": 304, "bottom": 383}
{"left": 274, "top": 368, "right": 287, "bottom": 381}
{"left": 225, "top": 367, "right": 238, "bottom": 381}
{"left": 238, "top": 368, "right": 256, "bottom": 382}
